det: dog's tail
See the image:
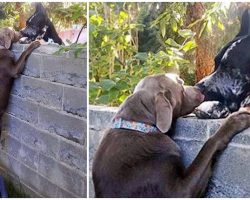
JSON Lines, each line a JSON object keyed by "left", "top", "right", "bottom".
{"left": 237, "top": 9, "right": 250, "bottom": 37}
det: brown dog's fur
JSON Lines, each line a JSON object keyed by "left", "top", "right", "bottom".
{"left": 93, "top": 74, "right": 250, "bottom": 197}
{"left": 0, "top": 28, "right": 40, "bottom": 135}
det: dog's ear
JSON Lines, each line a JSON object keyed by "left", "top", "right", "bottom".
{"left": 155, "top": 92, "right": 173, "bottom": 133}
{"left": 237, "top": 9, "right": 250, "bottom": 37}
{"left": 35, "top": 3, "right": 46, "bottom": 15}
{"left": 0, "top": 35, "right": 11, "bottom": 49}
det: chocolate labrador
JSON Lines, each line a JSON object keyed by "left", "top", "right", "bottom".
{"left": 0, "top": 28, "right": 40, "bottom": 135}
{"left": 20, "top": 3, "right": 63, "bottom": 45}
{"left": 195, "top": 9, "right": 250, "bottom": 119}
{"left": 92, "top": 74, "right": 250, "bottom": 197}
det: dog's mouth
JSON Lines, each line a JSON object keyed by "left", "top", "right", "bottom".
{"left": 194, "top": 86, "right": 205, "bottom": 103}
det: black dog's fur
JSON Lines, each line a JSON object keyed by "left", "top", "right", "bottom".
{"left": 20, "top": 3, "right": 63, "bottom": 45}
{"left": 195, "top": 9, "right": 250, "bottom": 119}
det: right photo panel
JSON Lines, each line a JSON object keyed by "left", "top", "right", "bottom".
{"left": 89, "top": 2, "right": 250, "bottom": 198}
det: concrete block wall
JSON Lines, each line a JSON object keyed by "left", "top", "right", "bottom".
{"left": 89, "top": 105, "right": 250, "bottom": 198}
{"left": 0, "top": 43, "right": 87, "bottom": 197}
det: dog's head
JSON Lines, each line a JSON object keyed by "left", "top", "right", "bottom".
{"left": 196, "top": 9, "right": 250, "bottom": 111}
{"left": 0, "top": 28, "right": 22, "bottom": 49}
{"left": 115, "top": 74, "right": 204, "bottom": 133}
{"left": 20, "top": 3, "right": 49, "bottom": 41}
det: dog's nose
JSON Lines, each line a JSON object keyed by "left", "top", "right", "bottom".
{"left": 195, "top": 82, "right": 206, "bottom": 94}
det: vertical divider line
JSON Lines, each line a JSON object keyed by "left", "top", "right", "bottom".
{"left": 86, "top": 1, "right": 90, "bottom": 198}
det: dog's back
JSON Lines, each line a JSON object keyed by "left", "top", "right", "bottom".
{"left": 93, "top": 128, "right": 181, "bottom": 197}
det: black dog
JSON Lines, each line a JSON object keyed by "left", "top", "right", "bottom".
{"left": 20, "top": 3, "right": 63, "bottom": 45}
{"left": 195, "top": 9, "right": 250, "bottom": 119}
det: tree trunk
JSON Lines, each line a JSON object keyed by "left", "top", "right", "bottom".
{"left": 16, "top": 3, "right": 26, "bottom": 30}
{"left": 186, "top": 3, "right": 215, "bottom": 82}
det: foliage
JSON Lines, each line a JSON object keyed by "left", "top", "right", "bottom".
{"left": 89, "top": 2, "right": 197, "bottom": 106}
{"left": 55, "top": 42, "right": 87, "bottom": 58}
{"left": 0, "top": 3, "right": 87, "bottom": 31}
{"left": 90, "top": 2, "right": 243, "bottom": 106}
{"left": 44, "top": 2, "right": 87, "bottom": 30}
{"left": 0, "top": 3, "right": 29, "bottom": 29}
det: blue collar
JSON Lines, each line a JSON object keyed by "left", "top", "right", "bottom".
{"left": 112, "top": 117, "right": 159, "bottom": 134}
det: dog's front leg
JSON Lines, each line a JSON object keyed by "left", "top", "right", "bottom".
{"left": 176, "top": 107, "right": 250, "bottom": 197}
{"left": 11, "top": 41, "right": 40, "bottom": 78}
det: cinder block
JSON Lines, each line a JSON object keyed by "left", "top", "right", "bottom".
{"left": 207, "top": 146, "right": 250, "bottom": 197}
{"left": 230, "top": 128, "right": 250, "bottom": 146}
{"left": 58, "top": 139, "right": 86, "bottom": 172}
{"left": 11, "top": 43, "right": 25, "bottom": 52}
{"left": 41, "top": 55, "right": 86, "bottom": 88}
{"left": 207, "top": 120, "right": 250, "bottom": 146}
{"left": 63, "top": 86, "right": 86, "bottom": 118}
{"left": 21, "top": 123, "right": 60, "bottom": 159}
{"left": 207, "top": 119, "right": 223, "bottom": 136}
{"left": 38, "top": 154, "right": 86, "bottom": 197}
{"left": 38, "top": 106, "right": 86, "bottom": 144}
{"left": 174, "top": 139, "right": 204, "bottom": 167}
{"left": 32, "top": 43, "right": 61, "bottom": 55}
{"left": 89, "top": 129, "right": 105, "bottom": 169}
{"left": 3, "top": 114, "right": 23, "bottom": 140}
{"left": 206, "top": 177, "right": 249, "bottom": 197}
{"left": 7, "top": 95, "right": 39, "bottom": 125}
{"left": 11, "top": 76, "right": 22, "bottom": 96}
{"left": 2, "top": 135, "right": 22, "bottom": 160}
{"left": 17, "top": 76, "right": 63, "bottom": 110}
{"left": 56, "top": 186, "right": 77, "bottom": 198}
{"left": 0, "top": 150, "right": 9, "bottom": 170}
{"left": 0, "top": 151, "right": 22, "bottom": 179}
{"left": 19, "top": 143, "right": 39, "bottom": 170}
{"left": 173, "top": 117, "right": 208, "bottom": 141}
{"left": 89, "top": 178, "right": 95, "bottom": 198}
{"left": 89, "top": 106, "right": 117, "bottom": 131}
{"left": 3, "top": 114, "right": 59, "bottom": 159}
{"left": 19, "top": 163, "right": 58, "bottom": 198}
{"left": 22, "top": 54, "right": 42, "bottom": 78}
{"left": 1, "top": 134, "right": 39, "bottom": 170}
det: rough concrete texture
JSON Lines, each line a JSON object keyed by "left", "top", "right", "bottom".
{"left": 0, "top": 43, "right": 86, "bottom": 197}
{"left": 89, "top": 105, "right": 250, "bottom": 198}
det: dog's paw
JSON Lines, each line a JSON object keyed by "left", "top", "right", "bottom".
{"left": 30, "top": 40, "right": 41, "bottom": 49}
{"left": 224, "top": 107, "right": 250, "bottom": 133}
{"left": 19, "top": 37, "right": 31, "bottom": 44}
{"left": 194, "top": 101, "right": 230, "bottom": 119}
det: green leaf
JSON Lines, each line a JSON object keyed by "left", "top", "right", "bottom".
{"left": 160, "top": 20, "right": 166, "bottom": 38}
{"left": 199, "top": 22, "right": 207, "bottom": 38}
{"left": 217, "top": 21, "right": 225, "bottom": 30}
{"left": 116, "top": 80, "right": 129, "bottom": 90}
{"left": 182, "top": 40, "right": 197, "bottom": 52}
{"left": 118, "top": 94, "right": 127, "bottom": 103}
{"left": 172, "top": 21, "right": 178, "bottom": 32}
{"left": 100, "top": 79, "right": 116, "bottom": 91}
{"left": 178, "top": 29, "right": 195, "bottom": 38}
{"left": 165, "top": 38, "right": 181, "bottom": 48}
{"left": 98, "top": 94, "right": 109, "bottom": 104}
{"left": 206, "top": 18, "right": 212, "bottom": 33}
{"left": 109, "top": 88, "right": 119, "bottom": 100}
{"left": 134, "top": 52, "right": 148, "bottom": 61}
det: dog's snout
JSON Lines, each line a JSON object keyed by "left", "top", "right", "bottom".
{"left": 195, "top": 82, "right": 206, "bottom": 94}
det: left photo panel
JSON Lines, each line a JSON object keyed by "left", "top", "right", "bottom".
{"left": 0, "top": 2, "right": 87, "bottom": 197}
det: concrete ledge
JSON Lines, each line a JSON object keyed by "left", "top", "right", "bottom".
{"left": 89, "top": 105, "right": 250, "bottom": 198}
